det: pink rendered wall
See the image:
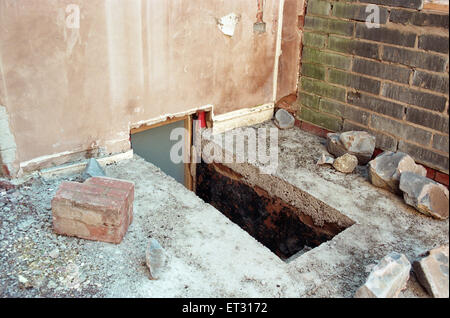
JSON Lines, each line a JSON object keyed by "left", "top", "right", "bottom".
{"left": 0, "top": 0, "right": 291, "bottom": 175}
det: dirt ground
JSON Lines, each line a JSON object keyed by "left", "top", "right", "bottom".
{"left": 0, "top": 122, "right": 448, "bottom": 297}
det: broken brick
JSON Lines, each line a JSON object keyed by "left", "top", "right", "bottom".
{"left": 52, "top": 177, "right": 134, "bottom": 244}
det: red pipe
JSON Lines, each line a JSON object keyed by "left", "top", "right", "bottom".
{"left": 198, "top": 111, "right": 206, "bottom": 128}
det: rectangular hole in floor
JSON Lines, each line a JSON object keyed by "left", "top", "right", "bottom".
{"left": 195, "top": 161, "right": 353, "bottom": 261}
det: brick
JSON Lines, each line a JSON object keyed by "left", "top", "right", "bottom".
{"left": 406, "top": 108, "right": 449, "bottom": 133}
{"left": 298, "top": 91, "right": 321, "bottom": 109}
{"left": 356, "top": 23, "right": 416, "bottom": 48}
{"left": 353, "top": 58, "right": 411, "bottom": 84}
{"left": 370, "top": 114, "right": 432, "bottom": 146}
{"left": 301, "top": 63, "right": 326, "bottom": 80}
{"left": 301, "top": 77, "right": 346, "bottom": 102}
{"left": 433, "top": 134, "right": 449, "bottom": 154}
{"left": 303, "top": 31, "right": 327, "bottom": 48}
{"left": 390, "top": 9, "right": 449, "bottom": 29}
{"left": 382, "top": 83, "right": 447, "bottom": 112}
{"left": 329, "top": 69, "right": 381, "bottom": 94}
{"left": 347, "top": 91, "right": 405, "bottom": 119}
{"left": 359, "top": 0, "right": 424, "bottom": 10}
{"left": 304, "top": 16, "right": 354, "bottom": 36}
{"left": 299, "top": 121, "right": 332, "bottom": 138}
{"left": 398, "top": 140, "right": 449, "bottom": 173}
{"left": 84, "top": 177, "right": 135, "bottom": 224}
{"left": 435, "top": 172, "right": 450, "bottom": 186}
{"left": 412, "top": 71, "right": 449, "bottom": 94}
{"left": 332, "top": 2, "right": 388, "bottom": 23}
{"left": 383, "top": 46, "right": 448, "bottom": 72}
{"left": 320, "top": 99, "right": 370, "bottom": 125}
{"left": 328, "top": 36, "right": 379, "bottom": 59}
{"left": 299, "top": 107, "right": 343, "bottom": 131}
{"left": 418, "top": 34, "right": 449, "bottom": 54}
{"left": 52, "top": 178, "right": 134, "bottom": 244}
{"left": 302, "top": 47, "right": 351, "bottom": 70}
{"left": 307, "top": 0, "right": 331, "bottom": 16}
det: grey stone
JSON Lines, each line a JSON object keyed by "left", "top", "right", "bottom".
{"left": 340, "top": 131, "right": 376, "bottom": 156}
{"left": 274, "top": 109, "right": 295, "bottom": 130}
{"left": 316, "top": 154, "right": 335, "bottom": 166}
{"left": 413, "top": 245, "right": 449, "bottom": 298}
{"left": 326, "top": 131, "right": 375, "bottom": 165}
{"left": 146, "top": 238, "right": 167, "bottom": 280}
{"left": 83, "top": 158, "right": 106, "bottom": 179}
{"left": 400, "top": 172, "right": 449, "bottom": 220}
{"left": 368, "top": 151, "right": 427, "bottom": 194}
{"left": 49, "top": 248, "right": 60, "bottom": 259}
{"left": 333, "top": 154, "right": 358, "bottom": 174}
{"left": 354, "top": 252, "right": 411, "bottom": 298}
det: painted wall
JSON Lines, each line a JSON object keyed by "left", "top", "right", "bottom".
{"left": 0, "top": 0, "right": 288, "bottom": 176}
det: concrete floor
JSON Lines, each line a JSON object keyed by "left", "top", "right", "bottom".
{"left": 0, "top": 120, "right": 448, "bottom": 297}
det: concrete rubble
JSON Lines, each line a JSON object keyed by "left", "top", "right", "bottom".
{"left": 146, "top": 238, "right": 167, "bottom": 280}
{"left": 354, "top": 252, "right": 411, "bottom": 298}
{"left": 333, "top": 154, "right": 358, "bottom": 174}
{"left": 413, "top": 245, "right": 449, "bottom": 298}
{"left": 326, "top": 131, "right": 376, "bottom": 165}
{"left": 368, "top": 151, "right": 427, "bottom": 194}
{"left": 400, "top": 172, "right": 449, "bottom": 220}
{"left": 274, "top": 109, "right": 295, "bottom": 130}
{"left": 316, "top": 154, "right": 335, "bottom": 166}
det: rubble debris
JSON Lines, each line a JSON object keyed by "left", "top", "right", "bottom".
{"left": 316, "top": 154, "right": 335, "bottom": 166}
{"left": 52, "top": 177, "right": 134, "bottom": 244}
{"left": 18, "top": 275, "right": 32, "bottom": 289}
{"left": 274, "top": 109, "right": 295, "bottom": 130}
{"left": 354, "top": 252, "right": 411, "bottom": 298}
{"left": 333, "top": 154, "right": 358, "bottom": 174}
{"left": 326, "top": 131, "right": 375, "bottom": 165}
{"left": 83, "top": 158, "right": 106, "bottom": 179}
{"left": 400, "top": 172, "right": 449, "bottom": 220}
{"left": 49, "top": 248, "right": 60, "bottom": 259}
{"left": 146, "top": 238, "right": 167, "bottom": 280}
{"left": 368, "top": 152, "right": 427, "bottom": 194}
{"left": 413, "top": 245, "right": 449, "bottom": 298}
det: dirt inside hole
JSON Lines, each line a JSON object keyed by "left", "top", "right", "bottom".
{"left": 196, "top": 162, "right": 351, "bottom": 260}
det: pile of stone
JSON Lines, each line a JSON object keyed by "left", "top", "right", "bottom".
{"left": 316, "top": 131, "right": 448, "bottom": 220}
{"left": 317, "top": 131, "right": 376, "bottom": 174}
{"left": 368, "top": 152, "right": 448, "bottom": 220}
{"left": 355, "top": 245, "right": 449, "bottom": 298}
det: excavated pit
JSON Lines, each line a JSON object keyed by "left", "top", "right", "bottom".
{"left": 196, "top": 161, "right": 352, "bottom": 260}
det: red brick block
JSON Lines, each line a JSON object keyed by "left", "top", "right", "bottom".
{"left": 435, "top": 172, "right": 449, "bottom": 187}
{"left": 52, "top": 177, "right": 134, "bottom": 244}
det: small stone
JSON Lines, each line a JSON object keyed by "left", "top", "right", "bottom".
{"left": 400, "top": 172, "right": 449, "bottom": 220}
{"left": 316, "top": 154, "right": 335, "bottom": 166}
{"left": 48, "top": 280, "right": 57, "bottom": 289}
{"left": 83, "top": 158, "right": 106, "bottom": 179}
{"left": 354, "top": 252, "right": 411, "bottom": 298}
{"left": 368, "top": 151, "right": 427, "bottom": 194}
{"left": 333, "top": 154, "right": 358, "bottom": 174}
{"left": 326, "top": 131, "right": 375, "bottom": 165}
{"left": 413, "top": 245, "right": 449, "bottom": 298}
{"left": 18, "top": 275, "right": 32, "bottom": 289}
{"left": 49, "top": 248, "right": 60, "bottom": 259}
{"left": 274, "top": 109, "right": 295, "bottom": 130}
{"left": 146, "top": 238, "right": 167, "bottom": 280}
